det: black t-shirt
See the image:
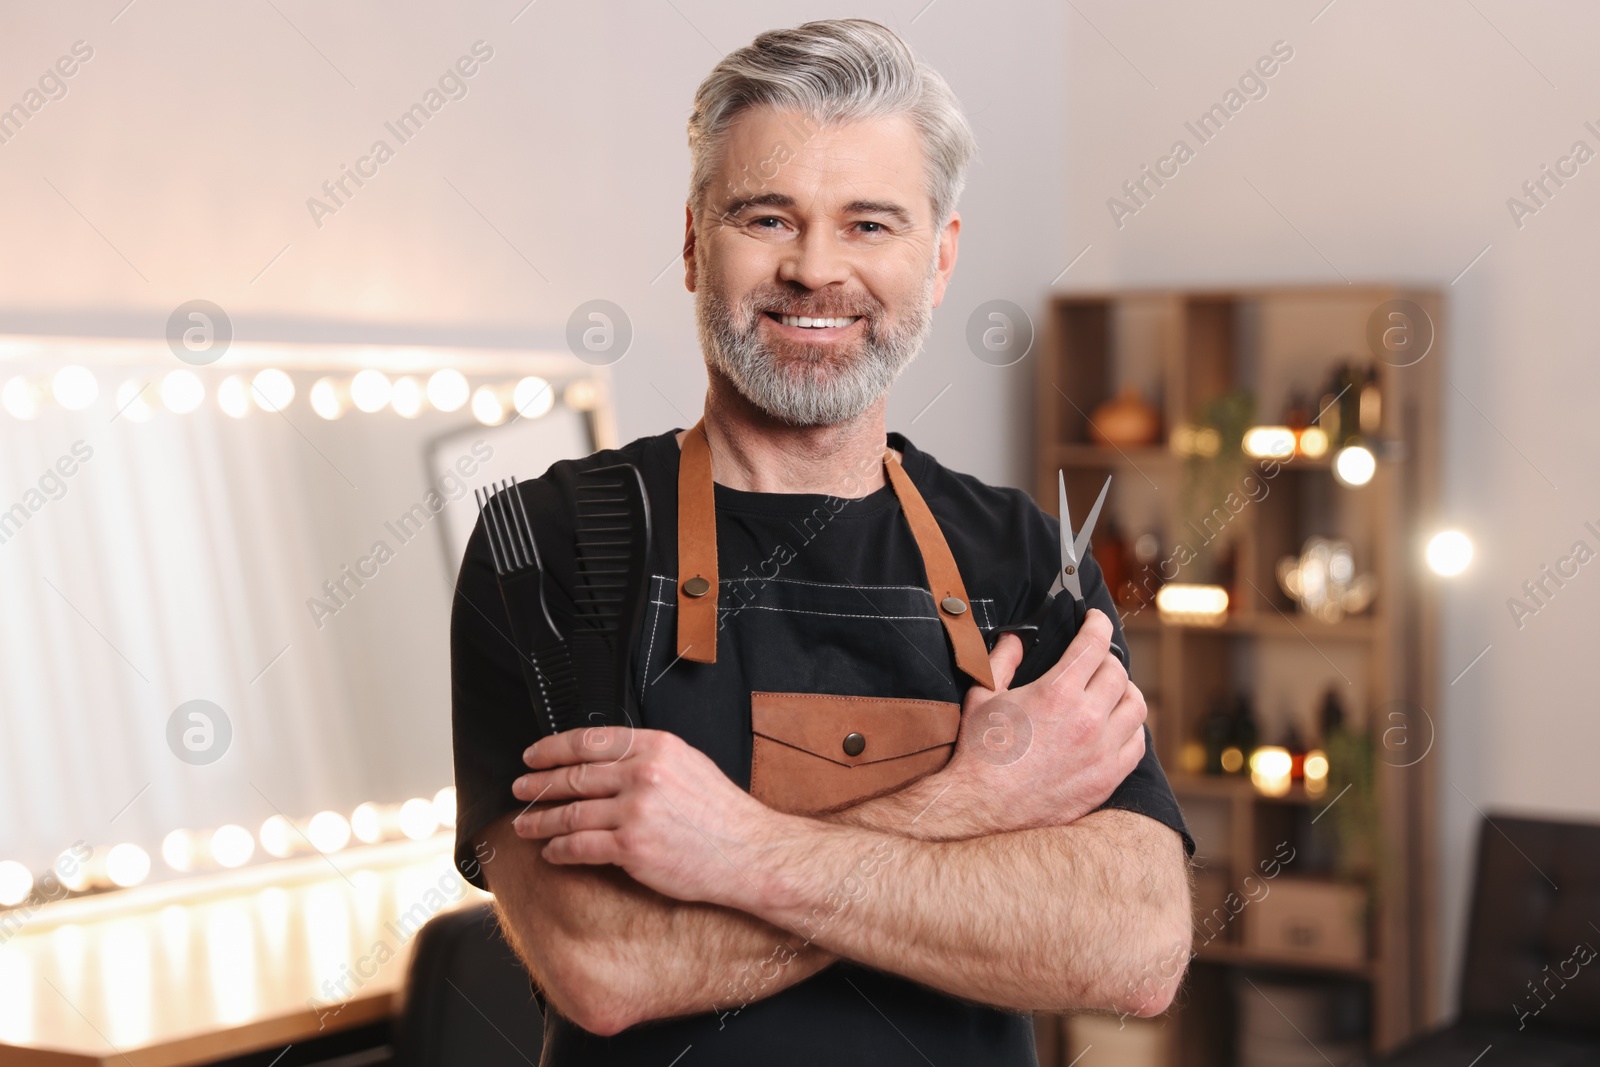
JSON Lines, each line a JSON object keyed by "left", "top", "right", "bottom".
{"left": 450, "top": 426, "right": 1193, "bottom": 1066}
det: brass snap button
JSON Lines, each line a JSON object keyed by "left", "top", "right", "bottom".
{"left": 842, "top": 732, "right": 866, "bottom": 757}
{"left": 682, "top": 576, "right": 711, "bottom": 598}
{"left": 940, "top": 596, "right": 968, "bottom": 615}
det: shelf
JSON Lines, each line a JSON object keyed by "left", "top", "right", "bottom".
{"left": 1169, "top": 773, "right": 1336, "bottom": 808}
{"left": 1116, "top": 610, "right": 1380, "bottom": 641}
{"left": 1193, "top": 940, "right": 1376, "bottom": 981}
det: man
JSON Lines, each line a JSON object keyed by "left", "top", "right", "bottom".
{"left": 451, "top": 18, "right": 1193, "bottom": 1065}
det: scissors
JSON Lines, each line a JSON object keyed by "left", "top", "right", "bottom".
{"left": 990, "top": 471, "right": 1126, "bottom": 683}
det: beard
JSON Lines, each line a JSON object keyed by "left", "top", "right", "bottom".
{"left": 695, "top": 259, "right": 937, "bottom": 428}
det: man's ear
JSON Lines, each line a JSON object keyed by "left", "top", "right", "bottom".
{"left": 930, "top": 210, "right": 961, "bottom": 309}
{"left": 683, "top": 201, "right": 699, "bottom": 293}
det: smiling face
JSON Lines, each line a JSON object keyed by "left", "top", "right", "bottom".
{"left": 686, "top": 106, "right": 960, "bottom": 427}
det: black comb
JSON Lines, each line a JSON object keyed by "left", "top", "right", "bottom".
{"left": 475, "top": 477, "right": 582, "bottom": 737}
{"left": 569, "top": 463, "right": 652, "bottom": 728}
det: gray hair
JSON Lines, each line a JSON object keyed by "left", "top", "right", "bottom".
{"left": 687, "top": 18, "right": 977, "bottom": 231}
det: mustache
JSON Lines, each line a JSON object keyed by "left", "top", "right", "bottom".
{"left": 745, "top": 293, "right": 879, "bottom": 319}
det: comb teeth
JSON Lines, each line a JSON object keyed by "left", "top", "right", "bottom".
{"left": 529, "top": 645, "right": 581, "bottom": 733}
{"left": 475, "top": 477, "right": 541, "bottom": 579}
{"left": 573, "top": 476, "right": 633, "bottom": 625}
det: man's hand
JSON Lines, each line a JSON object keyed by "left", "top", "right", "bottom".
{"left": 511, "top": 726, "right": 789, "bottom": 912}
{"left": 937, "top": 608, "right": 1147, "bottom": 836}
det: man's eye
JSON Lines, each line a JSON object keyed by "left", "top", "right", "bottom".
{"left": 751, "top": 217, "right": 784, "bottom": 229}
{"left": 856, "top": 221, "right": 885, "bottom": 234}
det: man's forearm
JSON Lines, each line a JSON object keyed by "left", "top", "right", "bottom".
{"left": 735, "top": 807, "right": 1192, "bottom": 1015}
{"left": 483, "top": 813, "right": 834, "bottom": 1034}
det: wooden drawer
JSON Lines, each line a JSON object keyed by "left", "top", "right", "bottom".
{"left": 1243, "top": 877, "right": 1367, "bottom": 968}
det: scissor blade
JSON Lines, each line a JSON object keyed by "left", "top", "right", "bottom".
{"left": 1050, "top": 470, "right": 1071, "bottom": 595}
{"left": 1072, "top": 475, "right": 1113, "bottom": 565}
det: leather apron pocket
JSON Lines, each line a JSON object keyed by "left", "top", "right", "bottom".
{"left": 749, "top": 691, "right": 961, "bottom": 816}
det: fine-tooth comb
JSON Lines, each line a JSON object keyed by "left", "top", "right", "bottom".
{"left": 475, "top": 477, "right": 582, "bottom": 738}
{"left": 569, "top": 463, "right": 652, "bottom": 729}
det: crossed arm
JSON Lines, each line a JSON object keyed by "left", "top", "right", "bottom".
{"left": 480, "top": 613, "right": 1193, "bottom": 1036}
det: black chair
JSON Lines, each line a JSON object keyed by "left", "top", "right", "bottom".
{"left": 392, "top": 901, "right": 545, "bottom": 1067}
{"left": 1375, "top": 813, "right": 1600, "bottom": 1066}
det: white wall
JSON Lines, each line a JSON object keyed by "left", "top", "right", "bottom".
{"left": 1062, "top": 0, "right": 1600, "bottom": 1019}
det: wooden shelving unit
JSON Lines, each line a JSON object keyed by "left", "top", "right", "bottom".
{"left": 1032, "top": 287, "right": 1442, "bottom": 1066}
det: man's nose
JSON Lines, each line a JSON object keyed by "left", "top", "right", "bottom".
{"left": 777, "top": 225, "right": 852, "bottom": 291}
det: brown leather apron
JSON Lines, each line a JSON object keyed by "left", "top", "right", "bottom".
{"left": 674, "top": 419, "right": 995, "bottom": 815}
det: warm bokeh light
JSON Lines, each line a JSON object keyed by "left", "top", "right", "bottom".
{"left": 0, "top": 859, "right": 33, "bottom": 906}
{"left": 1219, "top": 746, "right": 1245, "bottom": 774}
{"left": 433, "top": 786, "right": 457, "bottom": 828}
{"left": 2, "top": 376, "right": 40, "bottom": 419}
{"left": 217, "top": 375, "right": 252, "bottom": 418}
{"left": 1249, "top": 746, "right": 1293, "bottom": 797}
{"left": 309, "top": 377, "right": 346, "bottom": 420}
{"left": 162, "top": 829, "right": 199, "bottom": 872}
{"left": 351, "top": 803, "right": 384, "bottom": 845}
{"left": 349, "top": 369, "right": 392, "bottom": 413}
{"left": 398, "top": 798, "right": 439, "bottom": 841}
{"left": 259, "top": 815, "right": 297, "bottom": 859}
{"left": 1333, "top": 443, "right": 1376, "bottom": 487}
{"left": 427, "top": 368, "right": 469, "bottom": 412}
{"left": 251, "top": 369, "right": 295, "bottom": 412}
{"left": 56, "top": 848, "right": 91, "bottom": 891}
{"left": 563, "top": 379, "right": 599, "bottom": 412}
{"left": 52, "top": 364, "right": 99, "bottom": 410}
{"left": 471, "top": 385, "right": 505, "bottom": 426}
{"left": 1155, "top": 583, "right": 1229, "bottom": 626}
{"left": 1298, "top": 426, "right": 1329, "bottom": 458}
{"left": 211, "top": 824, "right": 256, "bottom": 869}
{"left": 306, "top": 811, "right": 351, "bottom": 854}
{"left": 1304, "top": 749, "right": 1330, "bottom": 797}
{"left": 116, "top": 379, "right": 154, "bottom": 423}
{"left": 160, "top": 370, "right": 205, "bottom": 414}
{"left": 513, "top": 376, "right": 554, "bottom": 419}
{"left": 105, "top": 844, "right": 151, "bottom": 888}
{"left": 1426, "top": 529, "right": 1474, "bottom": 577}
{"left": 390, "top": 375, "right": 424, "bottom": 418}
{"left": 1242, "top": 426, "right": 1295, "bottom": 460}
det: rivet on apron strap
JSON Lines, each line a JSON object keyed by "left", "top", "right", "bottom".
{"left": 674, "top": 418, "right": 997, "bottom": 691}
{"left": 675, "top": 421, "right": 719, "bottom": 663}
{"left": 883, "top": 448, "right": 996, "bottom": 691}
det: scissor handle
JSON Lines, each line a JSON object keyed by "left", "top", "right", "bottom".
{"left": 991, "top": 594, "right": 1125, "bottom": 689}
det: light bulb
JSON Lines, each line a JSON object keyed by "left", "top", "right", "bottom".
{"left": 259, "top": 815, "right": 297, "bottom": 858}
{"left": 160, "top": 370, "right": 205, "bottom": 414}
{"left": 251, "top": 369, "right": 295, "bottom": 412}
{"left": 1333, "top": 444, "right": 1376, "bottom": 488}
{"left": 351, "top": 803, "right": 384, "bottom": 845}
{"left": 211, "top": 824, "right": 255, "bottom": 868}
{"left": 0, "top": 860, "right": 33, "bottom": 906}
{"left": 399, "top": 798, "right": 439, "bottom": 841}
{"left": 162, "top": 829, "right": 198, "bottom": 872}
{"left": 309, "top": 377, "right": 346, "bottom": 420}
{"left": 106, "top": 843, "right": 151, "bottom": 887}
{"left": 116, "top": 380, "right": 155, "bottom": 423}
{"left": 391, "top": 376, "right": 424, "bottom": 418}
{"left": 427, "top": 369, "right": 469, "bottom": 413}
{"left": 307, "top": 811, "right": 351, "bottom": 854}
{"left": 2, "top": 377, "right": 40, "bottom": 419}
{"left": 472, "top": 386, "right": 505, "bottom": 426}
{"left": 513, "top": 376, "right": 554, "bottom": 419}
{"left": 433, "top": 786, "right": 457, "bottom": 828}
{"left": 52, "top": 364, "right": 98, "bottom": 410}
{"left": 350, "top": 369, "right": 392, "bottom": 413}
{"left": 1242, "top": 426, "right": 1295, "bottom": 460}
{"left": 1426, "top": 530, "right": 1474, "bottom": 577}
{"left": 217, "top": 375, "right": 251, "bottom": 418}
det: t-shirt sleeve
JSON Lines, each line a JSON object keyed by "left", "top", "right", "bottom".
{"left": 450, "top": 473, "right": 580, "bottom": 890}
{"left": 1038, "top": 508, "right": 1196, "bottom": 859}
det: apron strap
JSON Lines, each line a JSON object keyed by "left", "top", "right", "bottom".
{"left": 675, "top": 420, "right": 720, "bottom": 663}
{"left": 675, "top": 418, "right": 996, "bottom": 691}
{"left": 883, "top": 449, "right": 996, "bottom": 691}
